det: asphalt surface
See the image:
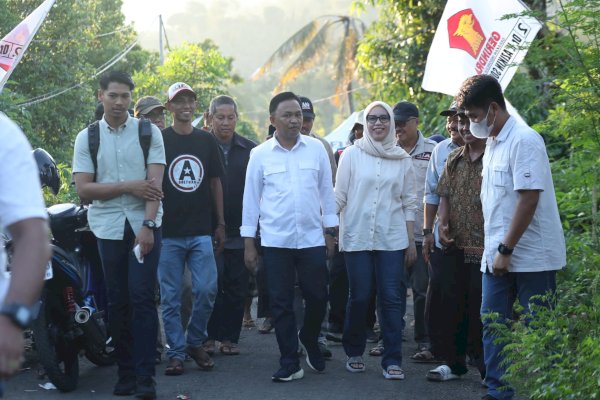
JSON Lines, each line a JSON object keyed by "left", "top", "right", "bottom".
{"left": 5, "top": 297, "right": 487, "bottom": 400}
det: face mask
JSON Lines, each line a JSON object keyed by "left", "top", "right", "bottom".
{"left": 470, "top": 105, "right": 495, "bottom": 139}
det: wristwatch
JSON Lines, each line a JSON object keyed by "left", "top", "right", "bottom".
{"left": 142, "top": 219, "right": 158, "bottom": 230}
{"left": 324, "top": 227, "right": 337, "bottom": 236}
{"left": 0, "top": 303, "right": 34, "bottom": 329}
{"left": 422, "top": 228, "right": 433, "bottom": 236}
{"left": 497, "top": 243, "right": 514, "bottom": 255}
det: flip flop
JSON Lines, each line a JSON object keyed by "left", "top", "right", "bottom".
{"left": 164, "top": 358, "right": 184, "bottom": 376}
{"left": 219, "top": 342, "right": 240, "bottom": 355}
{"left": 426, "top": 365, "right": 461, "bottom": 381}
{"left": 410, "top": 350, "right": 443, "bottom": 363}
{"left": 382, "top": 365, "right": 405, "bottom": 380}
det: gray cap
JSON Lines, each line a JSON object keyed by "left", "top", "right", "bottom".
{"left": 134, "top": 96, "right": 165, "bottom": 117}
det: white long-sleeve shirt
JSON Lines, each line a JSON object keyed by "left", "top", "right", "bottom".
{"left": 240, "top": 134, "right": 338, "bottom": 249}
{"left": 335, "top": 145, "right": 417, "bottom": 252}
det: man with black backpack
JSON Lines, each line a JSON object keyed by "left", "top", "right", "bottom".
{"left": 72, "top": 71, "right": 165, "bottom": 399}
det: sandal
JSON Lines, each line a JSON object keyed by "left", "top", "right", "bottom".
{"left": 382, "top": 364, "right": 405, "bottom": 380}
{"left": 426, "top": 365, "right": 461, "bottom": 381}
{"left": 242, "top": 318, "right": 256, "bottom": 328}
{"left": 202, "top": 340, "right": 216, "bottom": 356}
{"left": 258, "top": 318, "right": 273, "bottom": 334}
{"left": 219, "top": 341, "right": 240, "bottom": 355}
{"left": 164, "top": 358, "right": 184, "bottom": 376}
{"left": 345, "top": 356, "right": 366, "bottom": 373}
{"left": 410, "top": 350, "right": 442, "bottom": 364}
{"left": 369, "top": 342, "right": 384, "bottom": 357}
{"left": 185, "top": 345, "right": 215, "bottom": 370}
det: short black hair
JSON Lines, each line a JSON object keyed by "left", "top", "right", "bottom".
{"left": 209, "top": 95, "right": 238, "bottom": 116}
{"left": 455, "top": 75, "right": 506, "bottom": 111}
{"left": 269, "top": 92, "right": 301, "bottom": 114}
{"left": 99, "top": 71, "right": 135, "bottom": 91}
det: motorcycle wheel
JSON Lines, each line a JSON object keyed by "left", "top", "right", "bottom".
{"left": 31, "top": 295, "right": 79, "bottom": 392}
{"left": 84, "top": 346, "right": 115, "bottom": 367}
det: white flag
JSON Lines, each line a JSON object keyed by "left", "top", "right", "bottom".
{"left": 0, "top": 0, "right": 56, "bottom": 92}
{"left": 422, "top": 0, "right": 541, "bottom": 96}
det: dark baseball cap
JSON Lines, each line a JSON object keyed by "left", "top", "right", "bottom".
{"left": 393, "top": 101, "right": 419, "bottom": 122}
{"left": 299, "top": 96, "right": 315, "bottom": 119}
{"left": 439, "top": 101, "right": 459, "bottom": 117}
{"left": 134, "top": 96, "right": 165, "bottom": 117}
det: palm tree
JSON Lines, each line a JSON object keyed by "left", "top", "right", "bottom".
{"left": 252, "top": 15, "right": 365, "bottom": 112}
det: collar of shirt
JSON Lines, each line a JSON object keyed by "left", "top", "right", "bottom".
{"left": 407, "top": 131, "right": 425, "bottom": 155}
{"left": 101, "top": 114, "right": 132, "bottom": 133}
{"left": 270, "top": 132, "right": 306, "bottom": 152}
{"left": 456, "top": 143, "right": 485, "bottom": 163}
{"left": 231, "top": 132, "right": 251, "bottom": 149}
{"left": 489, "top": 115, "right": 516, "bottom": 144}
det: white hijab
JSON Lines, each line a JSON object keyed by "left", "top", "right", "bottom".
{"left": 354, "top": 101, "right": 410, "bottom": 160}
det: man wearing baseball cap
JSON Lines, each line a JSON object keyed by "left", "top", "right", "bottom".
{"left": 157, "top": 82, "right": 225, "bottom": 377}
{"left": 299, "top": 96, "right": 337, "bottom": 184}
{"left": 415, "top": 101, "right": 465, "bottom": 364}
{"left": 134, "top": 96, "right": 166, "bottom": 130}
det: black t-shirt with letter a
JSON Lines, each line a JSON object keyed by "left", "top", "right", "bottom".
{"left": 161, "top": 127, "right": 225, "bottom": 238}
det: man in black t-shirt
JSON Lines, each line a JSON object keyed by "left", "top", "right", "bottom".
{"left": 157, "top": 82, "right": 225, "bottom": 376}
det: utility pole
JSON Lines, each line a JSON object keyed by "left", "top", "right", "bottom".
{"left": 159, "top": 14, "right": 164, "bottom": 65}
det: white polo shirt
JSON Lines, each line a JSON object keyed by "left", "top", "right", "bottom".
{"left": 480, "top": 116, "right": 566, "bottom": 273}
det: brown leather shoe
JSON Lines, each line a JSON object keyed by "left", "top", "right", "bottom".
{"left": 185, "top": 345, "right": 215, "bottom": 370}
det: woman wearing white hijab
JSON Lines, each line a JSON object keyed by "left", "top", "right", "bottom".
{"left": 335, "top": 101, "right": 417, "bottom": 380}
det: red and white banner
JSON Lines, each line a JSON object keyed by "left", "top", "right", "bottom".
{"left": 0, "top": 0, "right": 55, "bottom": 92}
{"left": 422, "top": 0, "right": 541, "bottom": 96}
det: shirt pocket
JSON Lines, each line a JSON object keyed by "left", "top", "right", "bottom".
{"left": 263, "top": 164, "right": 287, "bottom": 189}
{"left": 299, "top": 160, "right": 320, "bottom": 184}
{"left": 492, "top": 164, "right": 509, "bottom": 188}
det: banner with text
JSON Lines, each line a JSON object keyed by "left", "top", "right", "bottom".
{"left": 422, "top": 0, "right": 541, "bottom": 96}
{"left": 0, "top": 0, "right": 56, "bottom": 92}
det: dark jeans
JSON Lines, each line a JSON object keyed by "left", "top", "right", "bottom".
{"left": 343, "top": 250, "right": 407, "bottom": 369}
{"left": 406, "top": 244, "right": 429, "bottom": 345}
{"left": 97, "top": 221, "right": 160, "bottom": 378}
{"left": 207, "top": 248, "right": 249, "bottom": 343}
{"left": 426, "top": 247, "right": 458, "bottom": 359}
{"left": 481, "top": 269, "right": 557, "bottom": 399}
{"left": 435, "top": 250, "right": 484, "bottom": 377}
{"left": 263, "top": 246, "right": 328, "bottom": 369}
{"left": 256, "top": 256, "right": 270, "bottom": 319}
{"left": 328, "top": 248, "right": 347, "bottom": 332}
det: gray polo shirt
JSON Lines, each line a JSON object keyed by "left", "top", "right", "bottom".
{"left": 72, "top": 115, "right": 166, "bottom": 240}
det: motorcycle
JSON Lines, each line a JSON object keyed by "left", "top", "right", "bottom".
{"left": 30, "top": 149, "right": 114, "bottom": 392}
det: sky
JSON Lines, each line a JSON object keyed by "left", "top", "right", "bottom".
{"left": 121, "top": 0, "right": 375, "bottom": 76}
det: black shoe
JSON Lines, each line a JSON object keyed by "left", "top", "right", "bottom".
{"left": 135, "top": 376, "right": 156, "bottom": 399}
{"left": 272, "top": 365, "right": 304, "bottom": 382}
{"left": 298, "top": 330, "right": 325, "bottom": 372}
{"left": 113, "top": 375, "right": 136, "bottom": 396}
{"left": 325, "top": 331, "right": 342, "bottom": 343}
{"left": 318, "top": 341, "right": 332, "bottom": 359}
{"left": 481, "top": 395, "right": 498, "bottom": 400}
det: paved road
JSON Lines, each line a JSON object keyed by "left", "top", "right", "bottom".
{"left": 5, "top": 298, "right": 487, "bottom": 400}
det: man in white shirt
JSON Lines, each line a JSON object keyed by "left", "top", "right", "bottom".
{"left": 241, "top": 92, "right": 338, "bottom": 382}
{"left": 455, "top": 75, "right": 566, "bottom": 400}
{"left": 0, "top": 113, "right": 51, "bottom": 396}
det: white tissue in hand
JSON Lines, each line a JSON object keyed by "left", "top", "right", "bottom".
{"left": 133, "top": 244, "right": 144, "bottom": 263}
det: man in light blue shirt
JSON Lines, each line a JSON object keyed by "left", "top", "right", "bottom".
{"left": 241, "top": 92, "right": 337, "bottom": 382}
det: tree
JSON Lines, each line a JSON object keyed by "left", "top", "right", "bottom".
{"left": 0, "top": 0, "right": 153, "bottom": 162}
{"left": 252, "top": 15, "right": 366, "bottom": 113}
{"left": 133, "top": 40, "right": 241, "bottom": 112}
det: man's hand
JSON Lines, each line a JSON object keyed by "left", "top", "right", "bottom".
{"left": 129, "top": 178, "right": 163, "bottom": 201}
{"left": 405, "top": 241, "right": 417, "bottom": 268}
{"left": 492, "top": 253, "right": 511, "bottom": 277}
{"left": 422, "top": 233, "right": 434, "bottom": 263}
{"left": 213, "top": 225, "right": 226, "bottom": 255}
{"left": 325, "top": 234, "right": 336, "bottom": 260}
{"left": 244, "top": 239, "right": 258, "bottom": 274}
{"left": 135, "top": 227, "right": 155, "bottom": 256}
{"left": 439, "top": 224, "right": 454, "bottom": 247}
{"left": 0, "top": 316, "right": 25, "bottom": 379}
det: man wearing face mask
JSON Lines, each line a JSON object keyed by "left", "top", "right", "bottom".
{"left": 455, "top": 75, "right": 565, "bottom": 400}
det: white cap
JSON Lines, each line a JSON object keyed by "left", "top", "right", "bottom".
{"left": 167, "top": 82, "right": 196, "bottom": 102}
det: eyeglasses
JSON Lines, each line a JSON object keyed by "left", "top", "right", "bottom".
{"left": 366, "top": 114, "right": 391, "bottom": 124}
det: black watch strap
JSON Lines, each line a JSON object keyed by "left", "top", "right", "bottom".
{"left": 0, "top": 303, "right": 34, "bottom": 329}
{"left": 497, "top": 243, "right": 514, "bottom": 255}
{"left": 422, "top": 228, "right": 433, "bottom": 236}
{"left": 142, "top": 219, "right": 157, "bottom": 230}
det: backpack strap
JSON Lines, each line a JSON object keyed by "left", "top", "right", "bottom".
{"left": 87, "top": 121, "right": 100, "bottom": 181}
{"left": 138, "top": 117, "right": 152, "bottom": 166}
